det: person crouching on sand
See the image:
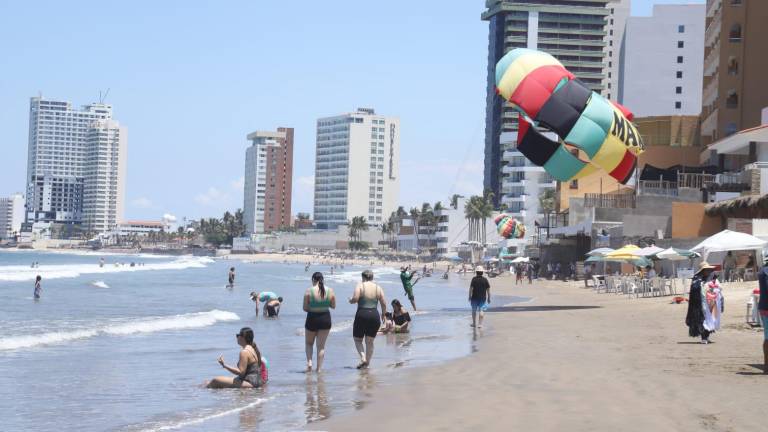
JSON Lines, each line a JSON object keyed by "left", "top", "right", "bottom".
{"left": 206, "top": 327, "right": 267, "bottom": 388}
{"left": 469, "top": 266, "right": 490, "bottom": 328}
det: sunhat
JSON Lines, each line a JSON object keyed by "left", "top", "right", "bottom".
{"left": 476, "top": 266, "right": 485, "bottom": 273}
{"left": 695, "top": 261, "right": 715, "bottom": 275}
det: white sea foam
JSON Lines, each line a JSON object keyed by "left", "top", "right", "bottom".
{"left": 137, "top": 396, "right": 272, "bottom": 432}
{"left": 0, "top": 256, "right": 211, "bottom": 282}
{"left": 0, "top": 309, "right": 239, "bottom": 351}
{"left": 91, "top": 280, "right": 110, "bottom": 288}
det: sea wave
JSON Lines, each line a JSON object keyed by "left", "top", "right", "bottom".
{"left": 91, "top": 280, "right": 110, "bottom": 288}
{"left": 0, "top": 256, "right": 211, "bottom": 282}
{"left": 0, "top": 309, "right": 239, "bottom": 351}
{"left": 133, "top": 396, "right": 272, "bottom": 432}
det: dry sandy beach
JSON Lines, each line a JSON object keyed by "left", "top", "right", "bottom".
{"left": 310, "top": 276, "right": 766, "bottom": 432}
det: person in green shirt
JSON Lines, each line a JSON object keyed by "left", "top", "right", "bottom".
{"left": 399, "top": 265, "right": 420, "bottom": 310}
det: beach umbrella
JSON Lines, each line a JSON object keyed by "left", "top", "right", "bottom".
{"left": 585, "top": 255, "right": 605, "bottom": 263}
{"left": 586, "top": 247, "right": 614, "bottom": 257}
{"left": 445, "top": 255, "right": 463, "bottom": 262}
{"left": 511, "top": 256, "right": 530, "bottom": 263}
{"left": 633, "top": 246, "right": 665, "bottom": 257}
{"left": 605, "top": 245, "right": 641, "bottom": 260}
{"left": 655, "top": 248, "right": 699, "bottom": 261}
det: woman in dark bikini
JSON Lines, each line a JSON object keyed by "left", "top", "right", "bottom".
{"left": 206, "top": 327, "right": 266, "bottom": 388}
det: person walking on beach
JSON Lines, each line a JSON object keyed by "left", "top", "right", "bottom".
{"left": 303, "top": 272, "right": 336, "bottom": 372}
{"left": 686, "top": 262, "right": 716, "bottom": 344}
{"left": 206, "top": 327, "right": 267, "bottom": 388}
{"left": 227, "top": 267, "right": 235, "bottom": 288}
{"left": 349, "top": 270, "right": 387, "bottom": 369}
{"left": 469, "top": 266, "right": 490, "bottom": 328}
{"left": 33, "top": 275, "right": 42, "bottom": 300}
{"left": 399, "top": 266, "right": 419, "bottom": 310}
{"left": 757, "top": 257, "right": 768, "bottom": 373}
{"left": 723, "top": 251, "right": 737, "bottom": 281}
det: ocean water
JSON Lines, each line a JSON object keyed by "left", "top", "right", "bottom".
{"left": 0, "top": 250, "right": 523, "bottom": 431}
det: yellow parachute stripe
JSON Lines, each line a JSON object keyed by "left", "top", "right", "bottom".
{"left": 497, "top": 52, "right": 561, "bottom": 101}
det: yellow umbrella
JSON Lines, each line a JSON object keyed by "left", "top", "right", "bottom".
{"left": 604, "top": 245, "right": 641, "bottom": 261}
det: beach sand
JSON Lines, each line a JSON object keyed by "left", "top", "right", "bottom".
{"left": 311, "top": 276, "right": 766, "bottom": 431}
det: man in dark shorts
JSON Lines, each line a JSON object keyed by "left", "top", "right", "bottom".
{"left": 227, "top": 267, "right": 235, "bottom": 288}
{"left": 399, "top": 266, "right": 420, "bottom": 310}
{"left": 469, "top": 266, "right": 491, "bottom": 328}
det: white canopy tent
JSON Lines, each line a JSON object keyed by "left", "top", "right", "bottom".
{"left": 690, "top": 229, "right": 767, "bottom": 262}
{"left": 510, "top": 256, "right": 530, "bottom": 263}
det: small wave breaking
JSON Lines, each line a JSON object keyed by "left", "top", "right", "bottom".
{"left": 0, "top": 309, "right": 239, "bottom": 351}
{"left": 0, "top": 256, "right": 212, "bottom": 282}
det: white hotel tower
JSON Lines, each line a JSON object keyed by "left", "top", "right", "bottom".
{"left": 313, "top": 108, "right": 400, "bottom": 230}
{"left": 26, "top": 97, "right": 127, "bottom": 233}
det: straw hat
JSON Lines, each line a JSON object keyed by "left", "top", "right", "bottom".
{"left": 476, "top": 266, "right": 485, "bottom": 273}
{"left": 695, "top": 261, "right": 715, "bottom": 275}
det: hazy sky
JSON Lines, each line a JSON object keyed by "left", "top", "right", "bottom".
{"left": 0, "top": 0, "right": 703, "bottom": 222}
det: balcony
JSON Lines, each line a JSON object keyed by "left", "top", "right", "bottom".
{"left": 705, "top": 14, "right": 721, "bottom": 48}
{"left": 707, "top": 0, "right": 721, "bottom": 19}
{"left": 584, "top": 192, "right": 636, "bottom": 209}
{"left": 702, "top": 75, "right": 719, "bottom": 108}
{"left": 703, "top": 44, "right": 720, "bottom": 77}
{"left": 701, "top": 108, "right": 719, "bottom": 137}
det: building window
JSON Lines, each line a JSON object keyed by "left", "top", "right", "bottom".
{"left": 678, "top": 25, "right": 685, "bottom": 33}
{"left": 731, "top": 0, "right": 742, "bottom": 5}
{"left": 607, "top": 83, "right": 611, "bottom": 89}
{"left": 675, "top": 101, "right": 682, "bottom": 109}
{"left": 725, "top": 122, "right": 738, "bottom": 136}
{"left": 676, "top": 86, "right": 682, "bottom": 94}
{"left": 609, "top": 40, "right": 613, "bottom": 46}
{"left": 569, "top": 180, "right": 578, "bottom": 189}
{"left": 677, "top": 56, "right": 684, "bottom": 63}
{"left": 608, "top": 72, "right": 612, "bottom": 78}
{"left": 609, "top": 29, "right": 613, "bottom": 36}
{"left": 729, "top": 24, "right": 742, "bottom": 42}
{"left": 726, "top": 90, "right": 738, "bottom": 108}
{"left": 676, "top": 71, "right": 683, "bottom": 78}
{"left": 610, "top": 18, "right": 614, "bottom": 25}
{"left": 727, "top": 56, "right": 739, "bottom": 75}
{"left": 677, "top": 41, "right": 684, "bottom": 48}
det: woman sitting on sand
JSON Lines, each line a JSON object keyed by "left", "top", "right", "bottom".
{"left": 389, "top": 299, "right": 411, "bottom": 333}
{"left": 206, "top": 327, "right": 267, "bottom": 388}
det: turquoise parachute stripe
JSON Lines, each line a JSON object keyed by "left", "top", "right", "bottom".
{"left": 553, "top": 77, "right": 569, "bottom": 93}
{"left": 543, "top": 146, "right": 587, "bottom": 181}
{"left": 565, "top": 94, "right": 614, "bottom": 158}
{"left": 494, "top": 48, "right": 540, "bottom": 87}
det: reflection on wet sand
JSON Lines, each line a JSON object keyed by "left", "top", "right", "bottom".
{"left": 236, "top": 390, "right": 264, "bottom": 430}
{"left": 305, "top": 374, "right": 331, "bottom": 423}
{"left": 352, "top": 369, "right": 376, "bottom": 410}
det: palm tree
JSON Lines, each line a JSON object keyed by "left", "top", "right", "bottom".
{"left": 348, "top": 216, "right": 369, "bottom": 244}
{"left": 409, "top": 207, "right": 421, "bottom": 252}
{"left": 450, "top": 194, "right": 463, "bottom": 209}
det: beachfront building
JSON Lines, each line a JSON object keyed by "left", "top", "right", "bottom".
{"left": 313, "top": 108, "right": 400, "bottom": 230}
{"left": 701, "top": 0, "right": 768, "bottom": 146}
{"left": 243, "top": 128, "right": 294, "bottom": 234}
{"left": 482, "top": 0, "right": 619, "bottom": 209}
{"left": 0, "top": 193, "right": 24, "bottom": 240}
{"left": 622, "top": 4, "right": 705, "bottom": 116}
{"left": 25, "top": 97, "right": 127, "bottom": 233}
{"left": 113, "top": 220, "right": 165, "bottom": 237}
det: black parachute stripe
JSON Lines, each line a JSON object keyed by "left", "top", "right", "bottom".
{"left": 517, "top": 118, "right": 559, "bottom": 167}
{"left": 534, "top": 79, "right": 591, "bottom": 138}
{"left": 618, "top": 156, "right": 637, "bottom": 185}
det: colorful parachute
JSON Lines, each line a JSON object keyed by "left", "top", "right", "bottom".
{"left": 495, "top": 48, "right": 644, "bottom": 184}
{"left": 494, "top": 214, "right": 525, "bottom": 239}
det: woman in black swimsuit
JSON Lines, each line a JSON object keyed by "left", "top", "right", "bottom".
{"left": 349, "top": 270, "right": 387, "bottom": 369}
{"left": 206, "top": 327, "right": 266, "bottom": 388}
{"left": 390, "top": 299, "right": 411, "bottom": 333}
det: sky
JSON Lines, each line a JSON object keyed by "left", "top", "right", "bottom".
{"left": 0, "top": 0, "right": 703, "bottom": 223}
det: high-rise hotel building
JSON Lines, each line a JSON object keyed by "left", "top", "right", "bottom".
{"left": 243, "top": 128, "right": 294, "bottom": 234}
{"left": 701, "top": 0, "right": 768, "bottom": 147}
{"left": 313, "top": 108, "right": 399, "bottom": 230}
{"left": 25, "top": 97, "right": 127, "bottom": 233}
{"left": 482, "top": 0, "right": 618, "bottom": 253}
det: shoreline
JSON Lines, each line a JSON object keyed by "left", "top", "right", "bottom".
{"left": 310, "top": 276, "right": 766, "bottom": 431}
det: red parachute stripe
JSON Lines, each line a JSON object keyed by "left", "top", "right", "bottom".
{"left": 509, "top": 65, "right": 574, "bottom": 119}
{"left": 610, "top": 100, "right": 634, "bottom": 121}
{"left": 608, "top": 151, "right": 636, "bottom": 184}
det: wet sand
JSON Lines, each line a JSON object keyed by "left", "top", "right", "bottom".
{"left": 311, "top": 276, "right": 766, "bottom": 431}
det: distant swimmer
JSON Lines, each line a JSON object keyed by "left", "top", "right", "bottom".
{"left": 303, "top": 272, "right": 336, "bottom": 372}
{"left": 227, "top": 267, "right": 236, "bottom": 288}
{"left": 99, "top": 258, "right": 105, "bottom": 268}
{"left": 399, "top": 266, "right": 420, "bottom": 311}
{"left": 206, "top": 327, "right": 268, "bottom": 388}
{"left": 33, "top": 275, "right": 42, "bottom": 300}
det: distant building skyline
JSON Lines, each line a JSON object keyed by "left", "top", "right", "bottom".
{"left": 243, "top": 128, "right": 294, "bottom": 234}
{"left": 622, "top": 3, "right": 705, "bottom": 116}
{"left": 25, "top": 97, "right": 127, "bottom": 233}
{"left": 313, "top": 108, "right": 400, "bottom": 230}
{"left": 0, "top": 193, "right": 24, "bottom": 240}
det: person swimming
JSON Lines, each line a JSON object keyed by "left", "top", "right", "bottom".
{"left": 206, "top": 327, "right": 267, "bottom": 388}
